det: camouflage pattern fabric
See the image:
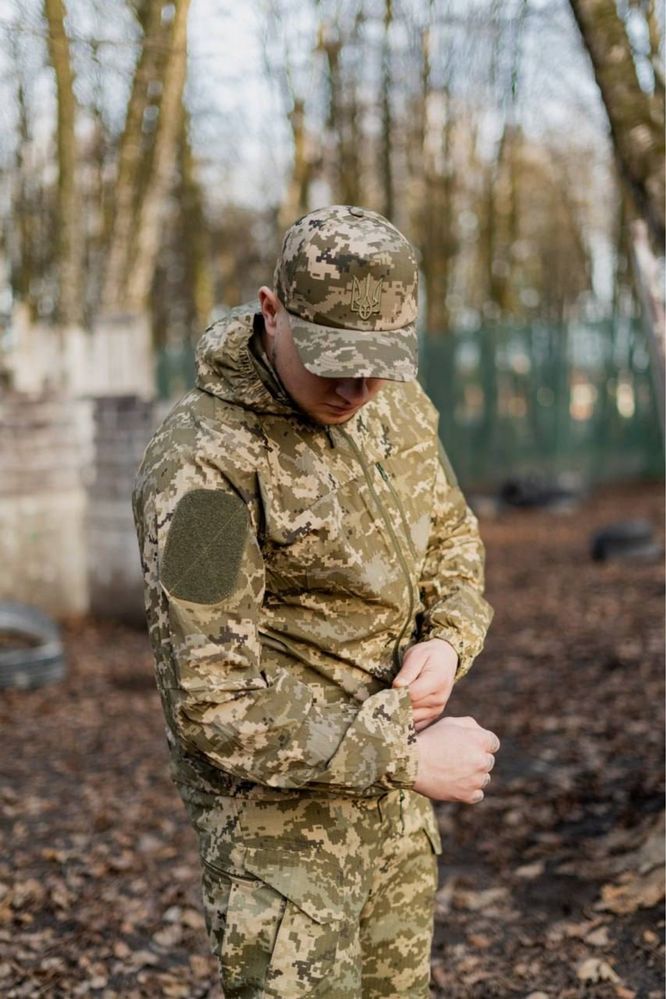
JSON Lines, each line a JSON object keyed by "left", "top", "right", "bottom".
{"left": 132, "top": 304, "right": 493, "bottom": 800}
{"left": 132, "top": 301, "right": 494, "bottom": 993}
{"left": 182, "top": 784, "right": 440, "bottom": 997}
{"left": 274, "top": 205, "right": 419, "bottom": 381}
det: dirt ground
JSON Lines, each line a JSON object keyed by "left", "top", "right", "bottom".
{"left": 1, "top": 481, "right": 663, "bottom": 998}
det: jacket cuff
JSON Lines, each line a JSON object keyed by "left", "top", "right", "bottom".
{"left": 383, "top": 686, "right": 419, "bottom": 787}
{"left": 424, "top": 627, "right": 476, "bottom": 681}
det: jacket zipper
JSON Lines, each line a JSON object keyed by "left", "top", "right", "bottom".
{"left": 336, "top": 428, "right": 415, "bottom": 672}
{"left": 376, "top": 462, "right": 418, "bottom": 561}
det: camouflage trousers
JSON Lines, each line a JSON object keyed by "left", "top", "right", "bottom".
{"left": 180, "top": 785, "right": 442, "bottom": 998}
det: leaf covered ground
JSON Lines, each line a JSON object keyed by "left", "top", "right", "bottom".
{"left": 1, "top": 481, "right": 663, "bottom": 998}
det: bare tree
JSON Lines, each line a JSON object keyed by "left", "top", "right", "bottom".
{"left": 379, "top": 0, "right": 393, "bottom": 219}
{"left": 127, "top": 0, "right": 191, "bottom": 310}
{"left": 568, "top": 0, "right": 665, "bottom": 249}
{"left": 318, "top": 6, "right": 365, "bottom": 205}
{"left": 100, "top": 0, "right": 192, "bottom": 315}
{"left": 10, "top": 51, "right": 37, "bottom": 319}
{"left": 100, "top": 0, "right": 170, "bottom": 313}
{"left": 178, "top": 109, "right": 214, "bottom": 331}
{"left": 263, "top": 1, "right": 321, "bottom": 230}
{"left": 44, "top": 0, "right": 82, "bottom": 326}
{"left": 569, "top": 0, "right": 664, "bottom": 430}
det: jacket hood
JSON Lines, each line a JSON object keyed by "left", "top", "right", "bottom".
{"left": 195, "top": 304, "right": 296, "bottom": 416}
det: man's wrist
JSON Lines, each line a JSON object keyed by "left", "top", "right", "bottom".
{"left": 430, "top": 637, "right": 460, "bottom": 670}
{"left": 427, "top": 632, "right": 467, "bottom": 679}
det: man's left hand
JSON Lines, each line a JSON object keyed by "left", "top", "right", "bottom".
{"left": 392, "top": 638, "right": 458, "bottom": 731}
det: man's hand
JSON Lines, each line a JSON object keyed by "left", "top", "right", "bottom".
{"left": 413, "top": 716, "right": 500, "bottom": 803}
{"left": 393, "top": 638, "right": 458, "bottom": 731}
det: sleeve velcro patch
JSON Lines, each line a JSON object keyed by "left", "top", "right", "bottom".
{"left": 161, "top": 489, "right": 249, "bottom": 604}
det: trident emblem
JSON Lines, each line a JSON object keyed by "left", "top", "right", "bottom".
{"left": 350, "top": 275, "right": 383, "bottom": 320}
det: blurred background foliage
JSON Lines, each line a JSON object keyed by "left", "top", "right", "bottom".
{"left": 0, "top": 0, "right": 663, "bottom": 485}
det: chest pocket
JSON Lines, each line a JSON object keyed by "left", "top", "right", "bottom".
{"left": 257, "top": 460, "right": 373, "bottom": 597}
{"left": 256, "top": 430, "right": 436, "bottom": 605}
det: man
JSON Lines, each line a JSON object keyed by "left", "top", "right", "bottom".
{"left": 132, "top": 205, "right": 498, "bottom": 998}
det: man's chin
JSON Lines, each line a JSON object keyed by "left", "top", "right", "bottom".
{"left": 314, "top": 408, "right": 359, "bottom": 425}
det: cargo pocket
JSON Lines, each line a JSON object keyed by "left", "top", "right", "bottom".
{"left": 202, "top": 845, "right": 345, "bottom": 999}
{"left": 244, "top": 845, "right": 345, "bottom": 998}
{"left": 200, "top": 862, "right": 285, "bottom": 994}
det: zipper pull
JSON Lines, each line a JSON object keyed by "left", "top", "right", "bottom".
{"left": 325, "top": 427, "right": 336, "bottom": 449}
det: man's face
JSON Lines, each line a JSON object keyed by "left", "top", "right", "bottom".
{"left": 259, "top": 288, "right": 385, "bottom": 425}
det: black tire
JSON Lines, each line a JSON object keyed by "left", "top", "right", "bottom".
{"left": 0, "top": 602, "right": 66, "bottom": 689}
{"left": 590, "top": 520, "right": 656, "bottom": 562}
{"left": 499, "top": 476, "right": 580, "bottom": 510}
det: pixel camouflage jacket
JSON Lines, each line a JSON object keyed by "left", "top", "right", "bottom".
{"left": 132, "top": 305, "right": 494, "bottom": 800}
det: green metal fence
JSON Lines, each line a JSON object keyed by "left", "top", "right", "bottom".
{"left": 419, "top": 318, "right": 664, "bottom": 489}
{"left": 156, "top": 341, "right": 197, "bottom": 402}
{"left": 157, "top": 317, "right": 664, "bottom": 489}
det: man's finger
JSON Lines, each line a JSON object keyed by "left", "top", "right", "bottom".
{"left": 410, "top": 692, "right": 448, "bottom": 710}
{"left": 412, "top": 706, "right": 440, "bottom": 722}
{"left": 408, "top": 670, "right": 454, "bottom": 702}
{"left": 456, "top": 725, "right": 500, "bottom": 754}
{"left": 393, "top": 651, "right": 427, "bottom": 688}
{"left": 408, "top": 678, "right": 446, "bottom": 703}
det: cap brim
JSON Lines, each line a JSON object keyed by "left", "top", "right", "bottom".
{"left": 288, "top": 315, "right": 418, "bottom": 382}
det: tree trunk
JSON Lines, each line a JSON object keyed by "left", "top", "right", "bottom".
{"left": 11, "top": 71, "right": 36, "bottom": 319}
{"left": 421, "top": 97, "right": 456, "bottom": 335}
{"left": 568, "top": 0, "right": 665, "bottom": 249}
{"left": 127, "top": 0, "right": 191, "bottom": 310}
{"left": 630, "top": 220, "right": 665, "bottom": 433}
{"left": 279, "top": 97, "right": 315, "bottom": 230}
{"left": 100, "top": 0, "right": 168, "bottom": 313}
{"left": 379, "top": 0, "right": 394, "bottom": 220}
{"left": 320, "top": 20, "right": 363, "bottom": 206}
{"left": 178, "top": 109, "right": 214, "bottom": 331}
{"left": 411, "top": 2, "right": 456, "bottom": 335}
{"left": 44, "top": 0, "right": 82, "bottom": 326}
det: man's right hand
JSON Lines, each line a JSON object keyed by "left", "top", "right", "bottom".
{"left": 413, "top": 716, "right": 500, "bottom": 803}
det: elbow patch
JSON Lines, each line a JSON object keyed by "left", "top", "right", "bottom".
{"left": 160, "top": 489, "right": 249, "bottom": 604}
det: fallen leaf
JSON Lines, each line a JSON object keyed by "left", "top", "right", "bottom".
{"left": 152, "top": 924, "right": 183, "bottom": 948}
{"left": 598, "top": 867, "right": 665, "bottom": 915}
{"left": 515, "top": 861, "right": 545, "bottom": 880}
{"left": 585, "top": 926, "right": 610, "bottom": 947}
{"left": 455, "top": 886, "right": 509, "bottom": 911}
{"left": 181, "top": 907, "right": 205, "bottom": 930}
{"left": 467, "top": 933, "right": 492, "bottom": 948}
{"left": 127, "top": 949, "right": 159, "bottom": 970}
{"left": 576, "top": 957, "right": 621, "bottom": 984}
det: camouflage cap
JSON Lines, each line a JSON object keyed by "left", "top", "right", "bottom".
{"left": 273, "top": 205, "right": 418, "bottom": 381}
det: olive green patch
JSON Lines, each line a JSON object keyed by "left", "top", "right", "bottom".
{"left": 161, "top": 489, "right": 249, "bottom": 604}
{"left": 438, "top": 438, "right": 459, "bottom": 489}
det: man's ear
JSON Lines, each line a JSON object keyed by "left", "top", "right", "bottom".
{"left": 258, "top": 286, "right": 280, "bottom": 337}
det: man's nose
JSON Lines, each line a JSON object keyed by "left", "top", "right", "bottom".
{"left": 335, "top": 378, "right": 370, "bottom": 405}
